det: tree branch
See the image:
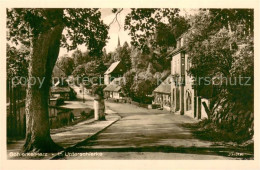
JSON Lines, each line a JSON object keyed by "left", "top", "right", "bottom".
{"left": 109, "top": 8, "right": 123, "bottom": 31}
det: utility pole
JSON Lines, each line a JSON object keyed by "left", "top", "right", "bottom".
{"left": 81, "top": 74, "right": 85, "bottom": 103}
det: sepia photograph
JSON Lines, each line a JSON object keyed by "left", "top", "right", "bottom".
{"left": 0, "top": 0, "right": 259, "bottom": 169}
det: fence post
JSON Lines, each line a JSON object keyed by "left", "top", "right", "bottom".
{"left": 13, "top": 86, "right": 17, "bottom": 137}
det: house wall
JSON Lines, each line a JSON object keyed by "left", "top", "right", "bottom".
{"left": 171, "top": 53, "right": 181, "bottom": 75}
{"left": 183, "top": 54, "right": 194, "bottom": 118}
{"left": 104, "top": 91, "right": 110, "bottom": 98}
{"left": 171, "top": 52, "right": 208, "bottom": 120}
{"left": 154, "top": 93, "right": 171, "bottom": 108}
{"left": 113, "top": 92, "right": 123, "bottom": 99}
{"left": 104, "top": 74, "right": 110, "bottom": 85}
{"left": 105, "top": 91, "right": 123, "bottom": 99}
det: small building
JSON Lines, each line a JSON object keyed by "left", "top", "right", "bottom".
{"left": 103, "top": 77, "right": 124, "bottom": 99}
{"left": 52, "top": 65, "right": 66, "bottom": 78}
{"left": 50, "top": 78, "right": 76, "bottom": 102}
{"left": 153, "top": 75, "right": 172, "bottom": 111}
{"left": 104, "top": 61, "right": 126, "bottom": 85}
{"left": 50, "top": 86, "right": 73, "bottom": 100}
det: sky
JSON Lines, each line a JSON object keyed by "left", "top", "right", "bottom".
{"left": 55, "top": 8, "right": 199, "bottom": 58}
{"left": 59, "top": 8, "right": 132, "bottom": 57}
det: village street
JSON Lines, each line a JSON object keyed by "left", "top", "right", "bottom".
{"left": 4, "top": 9, "right": 255, "bottom": 170}
{"left": 6, "top": 85, "right": 245, "bottom": 160}
{"left": 55, "top": 87, "right": 239, "bottom": 160}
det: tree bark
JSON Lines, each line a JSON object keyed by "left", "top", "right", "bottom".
{"left": 23, "top": 10, "right": 64, "bottom": 153}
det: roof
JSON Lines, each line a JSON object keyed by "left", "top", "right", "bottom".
{"left": 153, "top": 75, "right": 171, "bottom": 94}
{"left": 111, "top": 77, "right": 125, "bottom": 85}
{"left": 103, "top": 77, "right": 124, "bottom": 92}
{"left": 52, "top": 65, "right": 66, "bottom": 77}
{"left": 104, "top": 61, "right": 121, "bottom": 75}
{"left": 51, "top": 86, "right": 71, "bottom": 93}
{"left": 103, "top": 84, "right": 121, "bottom": 92}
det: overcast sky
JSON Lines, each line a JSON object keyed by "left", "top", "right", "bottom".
{"left": 59, "top": 8, "right": 132, "bottom": 57}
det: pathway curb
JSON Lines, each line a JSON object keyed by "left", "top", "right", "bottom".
{"left": 50, "top": 112, "right": 121, "bottom": 160}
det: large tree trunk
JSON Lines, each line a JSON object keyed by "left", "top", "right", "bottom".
{"left": 23, "top": 10, "right": 64, "bottom": 153}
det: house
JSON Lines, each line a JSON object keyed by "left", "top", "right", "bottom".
{"left": 50, "top": 77, "right": 76, "bottom": 102}
{"left": 169, "top": 32, "right": 209, "bottom": 119}
{"left": 50, "top": 86, "right": 72, "bottom": 100}
{"left": 103, "top": 77, "right": 125, "bottom": 100}
{"left": 104, "top": 61, "right": 126, "bottom": 85}
{"left": 153, "top": 75, "right": 172, "bottom": 111}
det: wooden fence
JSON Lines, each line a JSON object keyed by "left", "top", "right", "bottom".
{"left": 6, "top": 79, "right": 27, "bottom": 139}
{"left": 7, "top": 79, "right": 74, "bottom": 139}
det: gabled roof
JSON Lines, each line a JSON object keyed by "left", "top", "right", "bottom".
{"left": 104, "top": 61, "right": 120, "bottom": 75}
{"left": 53, "top": 65, "right": 66, "bottom": 77}
{"left": 51, "top": 86, "right": 71, "bottom": 93}
{"left": 153, "top": 75, "right": 171, "bottom": 94}
{"left": 103, "top": 84, "right": 121, "bottom": 92}
{"left": 103, "top": 77, "right": 124, "bottom": 92}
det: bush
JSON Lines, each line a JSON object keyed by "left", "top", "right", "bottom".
{"left": 69, "top": 88, "right": 77, "bottom": 100}
{"left": 92, "top": 84, "right": 106, "bottom": 97}
{"left": 80, "top": 109, "right": 94, "bottom": 119}
{"left": 56, "top": 97, "right": 65, "bottom": 106}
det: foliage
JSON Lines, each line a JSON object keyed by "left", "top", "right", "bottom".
{"left": 130, "top": 48, "right": 149, "bottom": 70}
{"left": 84, "top": 59, "right": 107, "bottom": 77}
{"left": 228, "top": 38, "right": 253, "bottom": 107}
{"left": 92, "top": 84, "right": 106, "bottom": 97}
{"left": 56, "top": 55, "right": 74, "bottom": 76}
{"left": 186, "top": 9, "right": 253, "bottom": 107}
{"left": 112, "top": 42, "right": 132, "bottom": 70}
{"left": 130, "top": 77, "right": 157, "bottom": 103}
{"left": 121, "top": 70, "right": 136, "bottom": 97}
{"left": 72, "top": 49, "right": 93, "bottom": 66}
{"left": 185, "top": 9, "right": 254, "bottom": 139}
{"left": 124, "top": 8, "right": 180, "bottom": 49}
{"left": 72, "top": 59, "right": 107, "bottom": 87}
{"left": 71, "top": 64, "right": 85, "bottom": 78}
{"left": 56, "top": 97, "right": 65, "bottom": 106}
{"left": 124, "top": 8, "right": 189, "bottom": 77}
{"left": 155, "top": 16, "right": 190, "bottom": 50}
{"left": 7, "top": 8, "right": 109, "bottom": 56}
{"left": 102, "top": 48, "right": 113, "bottom": 65}
{"left": 7, "top": 8, "right": 109, "bottom": 152}
{"left": 209, "top": 9, "right": 253, "bottom": 35}
{"left": 121, "top": 68, "right": 168, "bottom": 103}
{"left": 7, "top": 44, "right": 29, "bottom": 78}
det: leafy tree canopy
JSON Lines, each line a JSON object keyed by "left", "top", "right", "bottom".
{"left": 7, "top": 8, "right": 109, "bottom": 57}
{"left": 7, "top": 43, "right": 29, "bottom": 78}
{"left": 56, "top": 55, "right": 74, "bottom": 76}
{"left": 185, "top": 9, "right": 253, "bottom": 107}
{"left": 124, "top": 8, "right": 190, "bottom": 51}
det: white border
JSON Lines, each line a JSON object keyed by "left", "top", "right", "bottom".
{"left": 0, "top": 0, "right": 259, "bottom": 169}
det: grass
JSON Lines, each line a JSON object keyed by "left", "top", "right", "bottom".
{"left": 182, "top": 119, "right": 254, "bottom": 156}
